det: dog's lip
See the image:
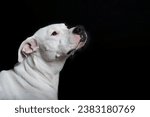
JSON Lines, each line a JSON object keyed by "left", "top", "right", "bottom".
{"left": 80, "top": 32, "right": 87, "bottom": 42}
{"left": 67, "top": 49, "right": 76, "bottom": 55}
{"left": 66, "top": 41, "right": 86, "bottom": 55}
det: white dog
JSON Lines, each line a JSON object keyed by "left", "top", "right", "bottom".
{"left": 0, "top": 23, "right": 87, "bottom": 99}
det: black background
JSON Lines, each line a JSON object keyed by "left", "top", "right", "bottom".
{"left": 0, "top": 0, "right": 150, "bottom": 99}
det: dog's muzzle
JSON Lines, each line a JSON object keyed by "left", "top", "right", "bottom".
{"left": 72, "top": 25, "right": 87, "bottom": 42}
{"left": 67, "top": 25, "right": 87, "bottom": 55}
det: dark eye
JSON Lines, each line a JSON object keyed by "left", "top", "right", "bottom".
{"left": 51, "top": 31, "right": 58, "bottom": 36}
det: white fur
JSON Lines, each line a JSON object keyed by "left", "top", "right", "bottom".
{"left": 0, "top": 23, "right": 86, "bottom": 100}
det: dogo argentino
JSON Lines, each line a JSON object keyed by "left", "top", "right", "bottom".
{"left": 0, "top": 23, "right": 87, "bottom": 99}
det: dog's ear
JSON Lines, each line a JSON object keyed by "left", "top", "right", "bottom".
{"left": 18, "top": 36, "right": 39, "bottom": 62}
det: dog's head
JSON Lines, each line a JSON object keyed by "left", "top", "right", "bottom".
{"left": 18, "top": 23, "right": 87, "bottom": 62}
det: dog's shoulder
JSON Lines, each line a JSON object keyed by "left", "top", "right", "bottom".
{"left": 0, "top": 70, "right": 12, "bottom": 79}
{"left": 0, "top": 70, "right": 7, "bottom": 78}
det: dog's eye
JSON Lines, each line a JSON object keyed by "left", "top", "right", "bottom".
{"left": 51, "top": 31, "right": 58, "bottom": 36}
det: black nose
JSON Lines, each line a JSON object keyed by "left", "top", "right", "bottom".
{"left": 73, "top": 25, "right": 85, "bottom": 35}
{"left": 73, "top": 25, "right": 87, "bottom": 42}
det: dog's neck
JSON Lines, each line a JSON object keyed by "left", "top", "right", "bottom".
{"left": 23, "top": 54, "right": 67, "bottom": 74}
{"left": 14, "top": 54, "right": 67, "bottom": 97}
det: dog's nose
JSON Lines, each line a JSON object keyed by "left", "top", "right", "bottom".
{"left": 73, "top": 25, "right": 87, "bottom": 42}
{"left": 73, "top": 25, "right": 84, "bottom": 35}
